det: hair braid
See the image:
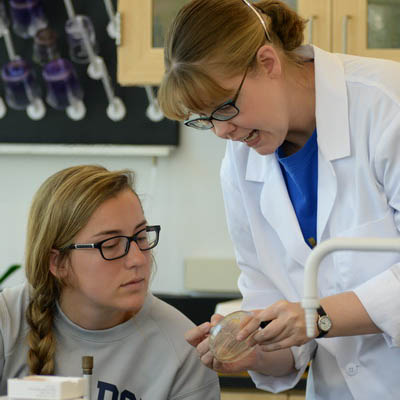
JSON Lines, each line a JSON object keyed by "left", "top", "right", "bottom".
{"left": 26, "top": 288, "right": 58, "bottom": 375}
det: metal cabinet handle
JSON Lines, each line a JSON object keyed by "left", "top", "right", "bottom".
{"left": 308, "top": 15, "right": 316, "bottom": 44}
{"left": 342, "top": 15, "right": 351, "bottom": 54}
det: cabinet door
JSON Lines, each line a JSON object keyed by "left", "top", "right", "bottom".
{"left": 332, "top": 0, "right": 400, "bottom": 61}
{"left": 117, "top": 0, "right": 190, "bottom": 86}
{"left": 297, "top": 0, "right": 331, "bottom": 51}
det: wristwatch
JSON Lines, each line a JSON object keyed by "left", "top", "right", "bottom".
{"left": 316, "top": 306, "right": 332, "bottom": 338}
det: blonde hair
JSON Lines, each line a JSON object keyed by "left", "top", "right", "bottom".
{"left": 25, "top": 165, "right": 135, "bottom": 374}
{"left": 158, "top": 0, "right": 306, "bottom": 121}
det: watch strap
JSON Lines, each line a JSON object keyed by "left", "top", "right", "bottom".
{"left": 259, "top": 320, "right": 271, "bottom": 329}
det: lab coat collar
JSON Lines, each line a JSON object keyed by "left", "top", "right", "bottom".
{"left": 312, "top": 45, "right": 350, "bottom": 161}
{"left": 289, "top": 45, "right": 351, "bottom": 161}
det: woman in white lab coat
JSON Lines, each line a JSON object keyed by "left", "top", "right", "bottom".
{"left": 158, "top": 0, "right": 400, "bottom": 399}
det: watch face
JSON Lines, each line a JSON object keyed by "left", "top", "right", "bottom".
{"left": 318, "top": 315, "right": 332, "bottom": 332}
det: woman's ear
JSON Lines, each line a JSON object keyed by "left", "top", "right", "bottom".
{"left": 256, "top": 44, "right": 282, "bottom": 79}
{"left": 49, "top": 249, "right": 68, "bottom": 278}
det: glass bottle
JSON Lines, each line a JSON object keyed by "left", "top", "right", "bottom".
{"left": 32, "top": 27, "right": 60, "bottom": 65}
{"left": 42, "top": 58, "right": 86, "bottom": 120}
{"left": 65, "top": 15, "right": 98, "bottom": 64}
{"left": 9, "top": 0, "right": 48, "bottom": 39}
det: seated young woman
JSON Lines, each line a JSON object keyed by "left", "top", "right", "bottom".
{"left": 0, "top": 164, "right": 220, "bottom": 400}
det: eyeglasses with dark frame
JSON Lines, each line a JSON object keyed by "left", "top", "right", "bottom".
{"left": 62, "top": 225, "right": 161, "bottom": 261}
{"left": 184, "top": 67, "right": 249, "bottom": 131}
{"left": 184, "top": 0, "right": 271, "bottom": 131}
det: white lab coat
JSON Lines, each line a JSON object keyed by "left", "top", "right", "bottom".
{"left": 220, "top": 45, "right": 400, "bottom": 399}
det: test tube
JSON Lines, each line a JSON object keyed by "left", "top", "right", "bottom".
{"left": 62, "top": 1, "right": 125, "bottom": 120}
{"left": 32, "top": 27, "right": 60, "bottom": 65}
{"left": 0, "top": 0, "right": 18, "bottom": 60}
{"left": 65, "top": 15, "right": 98, "bottom": 65}
{"left": 8, "top": 0, "right": 48, "bottom": 39}
{"left": 74, "top": 15, "right": 125, "bottom": 120}
{"left": 1, "top": 59, "right": 45, "bottom": 119}
{"left": 42, "top": 58, "right": 86, "bottom": 120}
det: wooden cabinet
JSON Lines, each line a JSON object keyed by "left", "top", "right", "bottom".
{"left": 297, "top": 0, "right": 332, "bottom": 50}
{"left": 117, "top": 0, "right": 190, "bottom": 86}
{"left": 116, "top": 0, "right": 300, "bottom": 86}
{"left": 299, "top": 0, "right": 400, "bottom": 61}
{"left": 117, "top": 0, "right": 400, "bottom": 86}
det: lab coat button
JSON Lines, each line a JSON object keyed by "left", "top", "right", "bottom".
{"left": 345, "top": 363, "right": 359, "bottom": 376}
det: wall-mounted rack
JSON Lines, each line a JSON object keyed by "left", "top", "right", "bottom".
{"left": 0, "top": 0, "right": 178, "bottom": 154}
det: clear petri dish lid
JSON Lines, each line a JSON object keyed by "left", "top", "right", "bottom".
{"left": 209, "top": 310, "right": 255, "bottom": 363}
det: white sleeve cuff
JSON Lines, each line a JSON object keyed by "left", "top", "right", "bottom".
{"left": 353, "top": 264, "right": 400, "bottom": 347}
{"left": 247, "top": 341, "right": 316, "bottom": 393}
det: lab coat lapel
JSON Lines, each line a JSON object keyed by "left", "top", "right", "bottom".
{"left": 317, "top": 151, "right": 337, "bottom": 242}
{"left": 246, "top": 151, "right": 311, "bottom": 266}
{"left": 313, "top": 45, "right": 350, "bottom": 240}
{"left": 314, "top": 46, "right": 350, "bottom": 160}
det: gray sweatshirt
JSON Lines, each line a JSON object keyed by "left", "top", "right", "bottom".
{"left": 0, "top": 283, "right": 220, "bottom": 399}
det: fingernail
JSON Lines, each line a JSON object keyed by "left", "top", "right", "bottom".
{"left": 200, "top": 322, "right": 210, "bottom": 331}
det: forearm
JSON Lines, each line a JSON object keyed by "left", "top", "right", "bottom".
{"left": 251, "top": 347, "right": 295, "bottom": 376}
{"left": 320, "top": 291, "right": 381, "bottom": 337}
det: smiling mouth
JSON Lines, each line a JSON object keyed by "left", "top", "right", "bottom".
{"left": 241, "top": 130, "right": 259, "bottom": 142}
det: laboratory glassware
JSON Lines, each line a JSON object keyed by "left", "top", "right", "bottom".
{"left": 32, "top": 27, "right": 60, "bottom": 65}
{"left": 62, "top": 2, "right": 125, "bottom": 120}
{"left": 9, "top": 0, "right": 47, "bottom": 39}
{"left": 0, "top": 0, "right": 17, "bottom": 60}
{"left": 209, "top": 311, "right": 256, "bottom": 363}
{"left": 42, "top": 58, "right": 86, "bottom": 120}
{"left": 1, "top": 58, "right": 45, "bottom": 119}
{"left": 65, "top": 15, "right": 98, "bottom": 64}
{"left": 65, "top": 15, "right": 103, "bottom": 80}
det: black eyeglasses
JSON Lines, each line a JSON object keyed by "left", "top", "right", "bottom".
{"left": 184, "top": 67, "right": 249, "bottom": 130}
{"left": 62, "top": 225, "right": 161, "bottom": 261}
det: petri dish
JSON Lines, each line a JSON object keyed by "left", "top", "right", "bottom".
{"left": 209, "top": 310, "right": 255, "bottom": 363}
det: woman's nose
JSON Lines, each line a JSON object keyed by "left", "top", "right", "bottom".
{"left": 124, "top": 241, "right": 147, "bottom": 268}
{"left": 212, "top": 120, "right": 236, "bottom": 140}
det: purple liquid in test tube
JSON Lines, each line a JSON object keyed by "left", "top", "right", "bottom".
{"left": 42, "top": 58, "right": 84, "bottom": 110}
{"left": 9, "top": 0, "right": 47, "bottom": 38}
{"left": 1, "top": 59, "right": 40, "bottom": 109}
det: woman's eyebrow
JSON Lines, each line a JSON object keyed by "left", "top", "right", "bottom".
{"left": 134, "top": 220, "right": 147, "bottom": 230}
{"left": 91, "top": 220, "right": 147, "bottom": 239}
{"left": 92, "top": 229, "right": 122, "bottom": 239}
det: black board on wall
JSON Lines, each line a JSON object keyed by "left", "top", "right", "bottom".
{"left": 0, "top": 0, "right": 179, "bottom": 147}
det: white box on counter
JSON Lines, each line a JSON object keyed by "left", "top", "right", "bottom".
{"left": 7, "top": 375, "right": 85, "bottom": 400}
